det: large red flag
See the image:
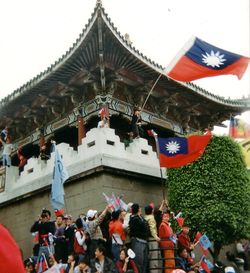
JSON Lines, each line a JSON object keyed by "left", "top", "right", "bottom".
{"left": 158, "top": 131, "right": 211, "bottom": 168}
{"left": 166, "top": 37, "right": 250, "bottom": 82}
{"left": 0, "top": 224, "right": 25, "bottom": 273}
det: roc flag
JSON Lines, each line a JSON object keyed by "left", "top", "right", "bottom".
{"left": 199, "top": 234, "right": 212, "bottom": 250}
{"left": 239, "top": 137, "right": 250, "bottom": 168}
{"left": 99, "top": 106, "right": 109, "bottom": 118}
{"left": 229, "top": 117, "right": 250, "bottom": 139}
{"left": 51, "top": 145, "right": 69, "bottom": 211}
{"left": 200, "top": 256, "right": 214, "bottom": 273}
{"left": 44, "top": 264, "right": 64, "bottom": 273}
{"left": 0, "top": 224, "right": 25, "bottom": 273}
{"left": 166, "top": 36, "right": 250, "bottom": 82}
{"left": 37, "top": 253, "right": 48, "bottom": 273}
{"left": 147, "top": 129, "right": 158, "bottom": 138}
{"left": 194, "top": 232, "right": 209, "bottom": 256}
{"left": 229, "top": 117, "right": 245, "bottom": 138}
{"left": 158, "top": 131, "right": 211, "bottom": 168}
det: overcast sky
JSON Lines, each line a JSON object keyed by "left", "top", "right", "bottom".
{"left": 0, "top": 0, "right": 249, "bottom": 134}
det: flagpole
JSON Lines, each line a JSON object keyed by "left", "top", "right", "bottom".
{"left": 140, "top": 73, "right": 162, "bottom": 112}
{"left": 153, "top": 133, "right": 166, "bottom": 201}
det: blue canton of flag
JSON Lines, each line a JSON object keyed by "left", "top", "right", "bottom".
{"left": 158, "top": 137, "right": 188, "bottom": 157}
{"left": 199, "top": 234, "right": 212, "bottom": 250}
{"left": 51, "top": 144, "right": 69, "bottom": 210}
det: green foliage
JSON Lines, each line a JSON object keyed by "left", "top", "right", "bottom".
{"left": 168, "top": 136, "right": 250, "bottom": 245}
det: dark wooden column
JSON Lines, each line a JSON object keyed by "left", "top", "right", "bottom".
{"left": 78, "top": 116, "right": 86, "bottom": 145}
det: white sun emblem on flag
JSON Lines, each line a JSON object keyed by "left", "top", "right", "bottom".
{"left": 165, "top": 141, "right": 180, "bottom": 154}
{"left": 202, "top": 50, "right": 226, "bottom": 68}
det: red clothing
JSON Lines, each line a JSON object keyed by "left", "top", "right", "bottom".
{"left": 159, "top": 221, "right": 175, "bottom": 273}
{"left": 159, "top": 222, "right": 175, "bottom": 249}
{"left": 178, "top": 231, "right": 192, "bottom": 252}
{"left": 116, "top": 259, "right": 139, "bottom": 273}
{"left": 109, "top": 220, "right": 126, "bottom": 241}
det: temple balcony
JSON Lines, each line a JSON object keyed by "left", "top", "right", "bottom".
{"left": 0, "top": 127, "right": 164, "bottom": 205}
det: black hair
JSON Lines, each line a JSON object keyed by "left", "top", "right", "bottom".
{"left": 111, "top": 210, "right": 121, "bottom": 221}
{"left": 144, "top": 205, "right": 153, "bottom": 215}
{"left": 226, "top": 251, "right": 236, "bottom": 261}
{"left": 75, "top": 218, "right": 83, "bottom": 229}
{"left": 177, "top": 247, "right": 187, "bottom": 256}
{"left": 120, "top": 247, "right": 128, "bottom": 257}
{"left": 41, "top": 209, "right": 51, "bottom": 217}
{"left": 79, "top": 257, "right": 90, "bottom": 266}
{"left": 96, "top": 245, "right": 106, "bottom": 256}
{"left": 131, "top": 203, "right": 139, "bottom": 214}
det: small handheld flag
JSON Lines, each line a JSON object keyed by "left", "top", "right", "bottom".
{"left": 147, "top": 129, "right": 158, "bottom": 138}
{"left": 199, "top": 234, "right": 212, "bottom": 250}
{"left": 37, "top": 253, "right": 48, "bottom": 273}
{"left": 194, "top": 232, "right": 209, "bottom": 256}
{"left": 200, "top": 256, "right": 214, "bottom": 273}
{"left": 166, "top": 36, "right": 250, "bottom": 82}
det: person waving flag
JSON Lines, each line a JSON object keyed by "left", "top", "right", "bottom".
{"left": 166, "top": 36, "right": 249, "bottom": 81}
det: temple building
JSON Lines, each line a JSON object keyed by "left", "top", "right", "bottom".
{"left": 0, "top": 0, "right": 249, "bottom": 257}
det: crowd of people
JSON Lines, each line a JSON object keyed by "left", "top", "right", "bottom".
{"left": 24, "top": 200, "right": 218, "bottom": 273}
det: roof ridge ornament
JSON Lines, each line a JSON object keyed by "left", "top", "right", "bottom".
{"left": 96, "top": 0, "right": 102, "bottom": 7}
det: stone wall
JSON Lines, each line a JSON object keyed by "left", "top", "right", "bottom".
{"left": 0, "top": 168, "right": 163, "bottom": 259}
{"left": 0, "top": 127, "right": 164, "bottom": 258}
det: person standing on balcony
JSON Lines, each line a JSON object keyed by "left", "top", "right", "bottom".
{"left": 0, "top": 135, "right": 13, "bottom": 167}
{"left": 130, "top": 107, "right": 142, "bottom": 139}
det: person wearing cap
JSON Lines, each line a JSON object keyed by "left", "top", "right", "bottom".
{"left": 144, "top": 204, "right": 161, "bottom": 273}
{"left": 129, "top": 203, "right": 149, "bottom": 273}
{"left": 87, "top": 205, "right": 110, "bottom": 258}
{"left": 123, "top": 202, "right": 133, "bottom": 248}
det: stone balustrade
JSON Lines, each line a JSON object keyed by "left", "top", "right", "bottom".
{"left": 0, "top": 128, "right": 163, "bottom": 204}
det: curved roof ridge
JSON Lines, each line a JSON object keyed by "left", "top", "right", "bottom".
{"left": 0, "top": 4, "right": 100, "bottom": 107}
{"left": 99, "top": 8, "right": 249, "bottom": 108}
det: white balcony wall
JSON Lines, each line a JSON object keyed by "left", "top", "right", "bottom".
{"left": 0, "top": 128, "right": 162, "bottom": 204}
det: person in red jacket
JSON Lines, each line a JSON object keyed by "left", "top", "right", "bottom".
{"left": 178, "top": 225, "right": 194, "bottom": 265}
{"left": 159, "top": 211, "right": 176, "bottom": 273}
{"left": 109, "top": 210, "right": 126, "bottom": 262}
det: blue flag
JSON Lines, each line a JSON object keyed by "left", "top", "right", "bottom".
{"left": 51, "top": 145, "right": 69, "bottom": 210}
{"left": 199, "top": 234, "right": 212, "bottom": 250}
